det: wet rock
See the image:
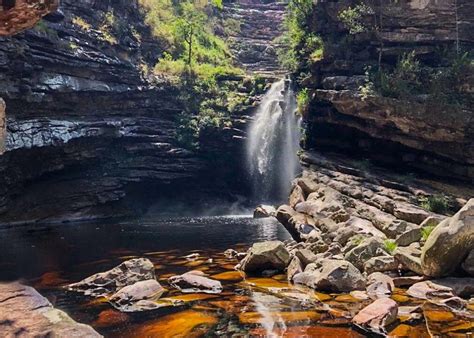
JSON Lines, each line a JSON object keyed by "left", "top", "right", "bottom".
{"left": 239, "top": 241, "right": 291, "bottom": 273}
{"left": 68, "top": 258, "right": 155, "bottom": 297}
{"left": 296, "top": 176, "right": 319, "bottom": 195}
{"left": 394, "top": 246, "right": 424, "bottom": 275}
{"left": 276, "top": 205, "right": 302, "bottom": 241}
{"left": 287, "top": 256, "right": 303, "bottom": 281}
{"left": 289, "top": 184, "right": 305, "bottom": 208}
{"left": 293, "top": 259, "right": 366, "bottom": 292}
{"left": 109, "top": 279, "right": 166, "bottom": 312}
{"left": 364, "top": 256, "right": 400, "bottom": 275}
{"left": 344, "top": 237, "right": 388, "bottom": 271}
{"left": 0, "top": 282, "right": 101, "bottom": 337}
{"left": 462, "top": 249, "right": 474, "bottom": 276}
{"left": 366, "top": 273, "right": 395, "bottom": 299}
{"left": 422, "top": 199, "right": 474, "bottom": 277}
{"left": 169, "top": 271, "right": 223, "bottom": 294}
{"left": 352, "top": 298, "right": 398, "bottom": 334}
{"left": 253, "top": 205, "right": 276, "bottom": 219}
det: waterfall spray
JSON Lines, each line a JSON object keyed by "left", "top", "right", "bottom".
{"left": 246, "top": 78, "right": 302, "bottom": 203}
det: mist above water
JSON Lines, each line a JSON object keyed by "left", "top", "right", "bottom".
{"left": 246, "top": 78, "right": 302, "bottom": 203}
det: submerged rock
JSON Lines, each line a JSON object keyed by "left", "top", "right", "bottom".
{"left": 169, "top": 271, "right": 223, "bottom": 294}
{"left": 421, "top": 198, "right": 474, "bottom": 277}
{"left": 68, "top": 258, "right": 155, "bottom": 297}
{"left": 109, "top": 279, "right": 166, "bottom": 312}
{"left": 239, "top": 241, "right": 291, "bottom": 273}
{"left": 253, "top": 205, "right": 276, "bottom": 218}
{"left": 293, "top": 259, "right": 366, "bottom": 292}
{"left": 353, "top": 298, "right": 398, "bottom": 334}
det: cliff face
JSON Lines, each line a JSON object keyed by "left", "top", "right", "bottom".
{"left": 0, "top": 0, "right": 256, "bottom": 224}
{"left": 303, "top": 0, "right": 474, "bottom": 182}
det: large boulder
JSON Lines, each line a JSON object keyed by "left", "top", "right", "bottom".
{"left": 68, "top": 258, "right": 155, "bottom": 297}
{"left": 462, "top": 249, "right": 474, "bottom": 276}
{"left": 239, "top": 241, "right": 291, "bottom": 273}
{"left": 293, "top": 259, "right": 366, "bottom": 292}
{"left": 421, "top": 199, "right": 474, "bottom": 277}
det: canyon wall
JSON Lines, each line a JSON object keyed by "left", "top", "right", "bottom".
{"left": 0, "top": 0, "right": 278, "bottom": 224}
{"left": 302, "top": 0, "right": 474, "bottom": 181}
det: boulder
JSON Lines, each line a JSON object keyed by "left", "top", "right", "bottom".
{"left": 462, "top": 249, "right": 474, "bottom": 276}
{"left": 68, "top": 258, "right": 155, "bottom": 297}
{"left": 295, "top": 249, "right": 318, "bottom": 267}
{"left": 289, "top": 184, "right": 305, "bottom": 208}
{"left": 393, "top": 204, "right": 430, "bottom": 225}
{"left": 239, "top": 241, "right": 291, "bottom": 273}
{"left": 293, "top": 259, "right": 366, "bottom": 292}
{"left": 395, "top": 246, "right": 423, "bottom": 275}
{"left": 0, "top": 282, "right": 101, "bottom": 337}
{"left": 366, "top": 273, "right": 395, "bottom": 299}
{"left": 344, "top": 237, "right": 388, "bottom": 271}
{"left": 395, "top": 227, "right": 422, "bottom": 246}
{"left": 421, "top": 198, "right": 474, "bottom": 277}
{"left": 253, "top": 205, "right": 276, "bottom": 218}
{"left": 109, "top": 280, "right": 166, "bottom": 312}
{"left": 296, "top": 176, "right": 319, "bottom": 195}
{"left": 287, "top": 256, "right": 303, "bottom": 281}
{"left": 168, "top": 271, "right": 222, "bottom": 294}
{"left": 276, "top": 205, "right": 301, "bottom": 241}
{"left": 353, "top": 298, "right": 398, "bottom": 333}
{"left": 364, "top": 256, "right": 400, "bottom": 275}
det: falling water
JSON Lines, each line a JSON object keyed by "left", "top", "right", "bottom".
{"left": 246, "top": 78, "right": 302, "bottom": 203}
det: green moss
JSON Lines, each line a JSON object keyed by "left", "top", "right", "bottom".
{"left": 421, "top": 225, "right": 436, "bottom": 241}
{"left": 383, "top": 240, "right": 397, "bottom": 255}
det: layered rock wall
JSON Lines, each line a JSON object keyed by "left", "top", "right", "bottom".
{"left": 302, "top": 0, "right": 474, "bottom": 181}
{"left": 0, "top": 99, "right": 4, "bottom": 154}
{"left": 0, "top": 0, "right": 252, "bottom": 224}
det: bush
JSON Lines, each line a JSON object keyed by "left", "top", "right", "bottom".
{"left": 420, "top": 194, "right": 449, "bottom": 214}
{"left": 338, "top": 4, "right": 374, "bottom": 35}
{"left": 421, "top": 225, "right": 436, "bottom": 241}
{"left": 296, "top": 88, "right": 310, "bottom": 115}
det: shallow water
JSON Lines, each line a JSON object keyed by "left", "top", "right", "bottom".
{"left": 1, "top": 216, "right": 473, "bottom": 337}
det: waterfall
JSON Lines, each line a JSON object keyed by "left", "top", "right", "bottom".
{"left": 246, "top": 78, "right": 302, "bottom": 203}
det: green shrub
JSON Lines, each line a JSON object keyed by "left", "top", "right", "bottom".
{"left": 421, "top": 225, "right": 436, "bottom": 241}
{"left": 383, "top": 240, "right": 397, "bottom": 255}
{"left": 420, "top": 194, "right": 449, "bottom": 214}
{"left": 296, "top": 88, "right": 310, "bottom": 115}
{"left": 338, "top": 4, "right": 374, "bottom": 34}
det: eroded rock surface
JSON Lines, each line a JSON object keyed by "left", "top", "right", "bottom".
{"left": 239, "top": 241, "right": 291, "bottom": 273}
{"left": 0, "top": 282, "right": 101, "bottom": 337}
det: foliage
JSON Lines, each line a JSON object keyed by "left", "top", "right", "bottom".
{"left": 420, "top": 194, "right": 449, "bottom": 214}
{"left": 33, "top": 20, "right": 58, "bottom": 39}
{"left": 72, "top": 16, "right": 91, "bottom": 31}
{"left": 296, "top": 88, "right": 310, "bottom": 115}
{"left": 276, "top": 0, "right": 319, "bottom": 72}
{"left": 378, "top": 51, "right": 421, "bottom": 98}
{"left": 383, "top": 240, "right": 397, "bottom": 255}
{"left": 421, "top": 225, "right": 436, "bottom": 241}
{"left": 338, "top": 4, "right": 374, "bottom": 34}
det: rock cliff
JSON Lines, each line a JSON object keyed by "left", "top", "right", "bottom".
{"left": 0, "top": 0, "right": 258, "bottom": 224}
{"left": 302, "top": 0, "right": 474, "bottom": 181}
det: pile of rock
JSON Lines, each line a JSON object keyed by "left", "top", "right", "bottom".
{"left": 243, "top": 161, "right": 474, "bottom": 333}
{"left": 68, "top": 257, "right": 223, "bottom": 312}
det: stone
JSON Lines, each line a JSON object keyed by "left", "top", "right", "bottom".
{"left": 289, "top": 184, "right": 305, "bottom": 208}
{"left": 421, "top": 198, "right": 474, "bottom": 277}
{"left": 168, "top": 271, "right": 222, "bottom": 294}
{"left": 366, "top": 273, "right": 395, "bottom": 299}
{"left": 296, "top": 176, "right": 319, "bottom": 195}
{"left": 407, "top": 281, "right": 454, "bottom": 300}
{"left": 239, "top": 241, "right": 291, "bottom": 274}
{"left": 295, "top": 249, "right": 318, "bottom": 267}
{"left": 253, "top": 205, "right": 276, "bottom": 219}
{"left": 0, "top": 282, "right": 101, "bottom": 337}
{"left": 364, "top": 256, "right": 400, "bottom": 275}
{"left": 393, "top": 204, "right": 430, "bottom": 225}
{"left": 395, "top": 227, "right": 422, "bottom": 246}
{"left": 395, "top": 246, "right": 424, "bottom": 275}
{"left": 344, "top": 237, "right": 388, "bottom": 271}
{"left": 287, "top": 256, "right": 303, "bottom": 281}
{"left": 276, "top": 205, "right": 302, "bottom": 242}
{"left": 392, "top": 275, "right": 427, "bottom": 287}
{"left": 352, "top": 298, "right": 398, "bottom": 334}
{"left": 462, "top": 249, "right": 474, "bottom": 276}
{"left": 0, "top": 98, "right": 5, "bottom": 155}
{"left": 109, "top": 280, "right": 166, "bottom": 312}
{"left": 293, "top": 259, "right": 366, "bottom": 292}
{"left": 68, "top": 258, "right": 155, "bottom": 297}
